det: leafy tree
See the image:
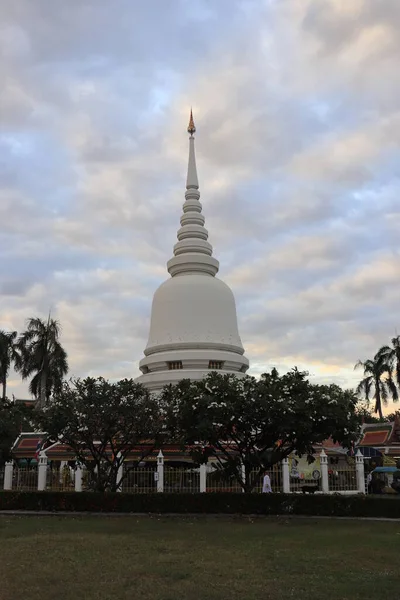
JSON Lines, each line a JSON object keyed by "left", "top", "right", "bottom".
{"left": 32, "top": 377, "right": 165, "bottom": 492}
{"left": 386, "top": 411, "right": 400, "bottom": 422}
{"left": 0, "top": 398, "right": 31, "bottom": 465}
{"left": 354, "top": 352, "right": 398, "bottom": 420}
{"left": 17, "top": 317, "right": 68, "bottom": 408}
{"left": 355, "top": 406, "right": 400, "bottom": 423}
{"left": 355, "top": 402, "right": 388, "bottom": 423}
{"left": 162, "top": 369, "right": 361, "bottom": 493}
{"left": 0, "top": 330, "right": 19, "bottom": 400}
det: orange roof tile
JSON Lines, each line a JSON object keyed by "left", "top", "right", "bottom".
{"left": 359, "top": 430, "right": 390, "bottom": 446}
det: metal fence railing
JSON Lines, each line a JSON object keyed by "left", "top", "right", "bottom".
{"left": 206, "top": 466, "right": 282, "bottom": 493}
{"left": 46, "top": 467, "right": 75, "bottom": 492}
{"left": 14, "top": 467, "right": 38, "bottom": 491}
{"left": 2, "top": 459, "right": 363, "bottom": 495}
{"left": 206, "top": 468, "right": 243, "bottom": 492}
{"left": 121, "top": 468, "right": 156, "bottom": 493}
{"left": 290, "top": 477, "right": 322, "bottom": 493}
{"left": 328, "top": 468, "right": 358, "bottom": 492}
{"left": 252, "top": 466, "right": 283, "bottom": 493}
{"left": 164, "top": 467, "right": 200, "bottom": 493}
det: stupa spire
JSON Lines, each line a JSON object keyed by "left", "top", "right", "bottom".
{"left": 187, "top": 108, "right": 196, "bottom": 136}
{"left": 166, "top": 110, "right": 219, "bottom": 278}
{"left": 186, "top": 109, "right": 199, "bottom": 190}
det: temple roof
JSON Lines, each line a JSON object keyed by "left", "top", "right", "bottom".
{"left": 12, "top": 432, "right": 46, "bottom": 458}
{"left": 12, "top": 433, "right": 195, "bottom": 461}
{"left": 12, "top": 416, "right": 400, "bottom": 461}
{"left": 12, "top": 397, "right": 36, "bottom": 407}
{"left": 358, "top": 421, "right": 400, "bottom": 447}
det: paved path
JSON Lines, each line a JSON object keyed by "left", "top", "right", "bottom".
{"left": 0, "top": 511, "right": 399, "bottom": 521}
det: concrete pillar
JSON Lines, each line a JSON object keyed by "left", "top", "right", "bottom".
{"left": 200, "top": 463, "right": 207, "bottom": 493}
{"left": 320, "top": 450, "right": 329, "bottom": 494}
{"left": 282, "top": 458, "right": 290, "bottom": 494}
{"left": 157, "top": 450, "right": 164, "bottom": 493}
{"left": 356, "top": 450, "right": 365, "bottom": 494}
{"left": 38, "top": 452, "right": 48, "bottom": 491}
{"left": 75, "top": 464, "right": 83, "bottom": 492}
{"left": 3, "top": 461, "right": 13, "bottom": 490}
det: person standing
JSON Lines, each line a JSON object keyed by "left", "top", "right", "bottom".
{"left": 262, "top": 472, "right": 272, "bottom": 493}
{"left": 366, "top": 471, "right": 372, "bottom": 494}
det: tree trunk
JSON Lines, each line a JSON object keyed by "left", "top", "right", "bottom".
{"left": 39, "top": 372, "right": 47, "bottom": 409}
{"left": 2, "top": 380, "right": 6, "bottom": 401}
{"left": 395, "top": 348, "right": 400, "bottom": 388}
{"left": 374, "top": 379, "right": 383, "bottom": 420}
{"left": 241, "top": 463, "right": 257, "bottom": 493}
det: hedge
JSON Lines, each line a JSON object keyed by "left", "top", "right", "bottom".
{"left": 0, "top": 491, "right": 399, "bottom": 517}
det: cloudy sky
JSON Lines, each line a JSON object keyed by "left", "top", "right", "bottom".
{"left": 1, "top": 0, "right": 399, "bottom": 409}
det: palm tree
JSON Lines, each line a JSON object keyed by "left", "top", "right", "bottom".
{"left": 0, "top": 330, "right": 20, "bottom": 400}
{"left": 354, "top": 351, "right": 398, "bottom": 420}
{"left": 17, "top": 316, "right": 68, "bottom": 408}
{"left": 376, "top": 336, "right": 400, "bottom": 390}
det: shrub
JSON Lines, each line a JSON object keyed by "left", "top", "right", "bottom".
{"left": 0, "top": 491, "right": 399, "bottom": 518}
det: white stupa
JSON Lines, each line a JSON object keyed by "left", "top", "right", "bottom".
{"left": 135, "top": 111, "right": 249, "bottom": 391}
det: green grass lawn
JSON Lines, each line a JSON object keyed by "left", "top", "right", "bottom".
{"left": 0, "top": 516, "right": 399, "bottom": 600}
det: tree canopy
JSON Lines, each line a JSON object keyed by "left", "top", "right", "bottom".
{"left": 355, "top": 333, "right": 400, "bottom": 418}
{"left": 17, "top": 317, "right": 68, "bottom": 408}
{"left": 354, "top": 353, "right": 398, "bottom": 420}
{"left": 162, "top": 369, "right": 361, "bottom": 492}
{"left": 32, "top": 377, "right": 164, "bottom": 492}
{"left": 0, "top": 398, "right": 32, "bottom": 465}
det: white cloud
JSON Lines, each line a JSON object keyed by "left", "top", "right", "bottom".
{"left": 1, "top": 0, "right": 399, "bottom": 414}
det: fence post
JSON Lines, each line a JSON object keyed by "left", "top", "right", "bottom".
{"left": 75, "top": 463, "right": 83, "bottom": 492}
{"left": 38, "top": 452, "right": 48, "bottom": 491}
{"left": 320, "top": 450, "right": 329, "bottom": 494}
{"left": 282, "top": 458, "right": 290, "bottom": 494}
{"left": 157, "top": 450, "right": 164, "bottom": 492}
{"left": 200, "top": 463, "right": 207, "bottom": 493}
{"left": 116, "top": 453, "right": 123, "bottom": 493}
{"left": 355, "top": 450, "right": 365, "bottom": 494}
{"left": 4, "top": 461, "right": 14, "bottom": 490}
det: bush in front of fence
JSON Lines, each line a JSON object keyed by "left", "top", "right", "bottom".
{"left": 0, "top": 491, "right": 399, "bottom": 518}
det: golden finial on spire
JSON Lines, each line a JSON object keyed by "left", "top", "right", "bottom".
{"left": 187, "top": 108, "right": 196, "bottom": 136}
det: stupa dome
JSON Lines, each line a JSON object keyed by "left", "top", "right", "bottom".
{"left": 135, "top": 111, "right": 249, "bottom": 391}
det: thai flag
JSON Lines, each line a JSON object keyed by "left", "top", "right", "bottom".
{"left": 35, "top": 440, "right": 42, "bottom": 460}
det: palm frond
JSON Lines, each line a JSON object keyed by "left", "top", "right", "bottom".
{"left": 354, "top": 360, "right": 365, "bottom": 372}
{"left": 380, "top": 383, "right": 389, "bottom": 402}
{"left": 386, "top": 376, "right": 399, "bottom": 402}
{"left": 356, "top": 376, "right": 373, "bottom": 399}
{"left": 17, "top": 316, "right": 69, "bottom": 406}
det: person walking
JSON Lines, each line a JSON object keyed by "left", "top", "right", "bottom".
{"left": 262, "top": 472, "right": 272, "bottom": 493}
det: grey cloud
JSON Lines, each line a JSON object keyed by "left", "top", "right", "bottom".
{"left": 1, "top": 0, "right": 399, "bottom": 401}
{"left": 302, "top": 0, "right": 400, "bottom": 58}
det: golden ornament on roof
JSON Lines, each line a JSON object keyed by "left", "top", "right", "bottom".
{"left": 187, "top": 108, "right": 196, "bottom": 136}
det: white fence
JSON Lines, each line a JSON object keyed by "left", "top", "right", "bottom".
{"left": 206, "top": 465, "right": 282, "bottom": 493}
{"left": 122, "top": 468, "right": 156, "bottom": 493}
{"left": 14, "top": 467, "right": 39, "bottom": 491}
{"left": 328, "top": 468, "right": 358, "bottom": 493}
{"left": 46, "top": 465, "right": 76, "bottom": 492}
{"left": 2, "top": 450, "right": 366, "bottom": 494}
